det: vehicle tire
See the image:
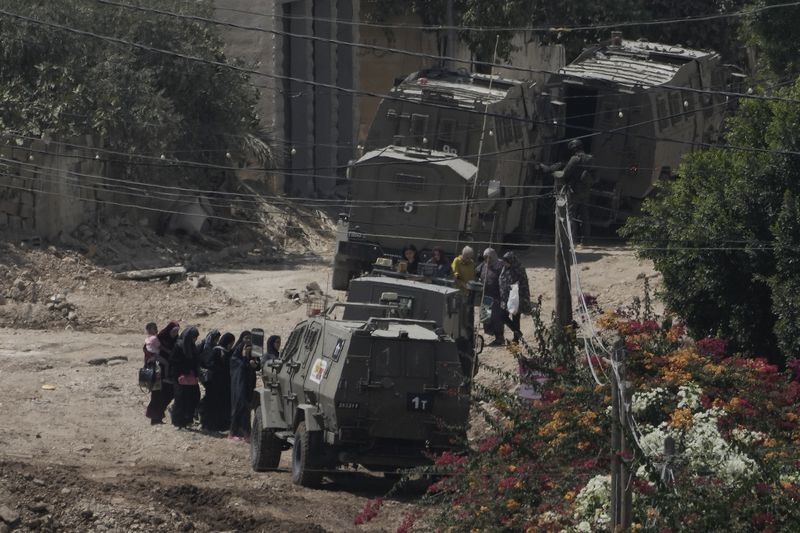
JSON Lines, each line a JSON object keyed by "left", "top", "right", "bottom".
{"left": 251, "top": 408, "right": 281, "bottom": 472}
{"left": 291, "top": 422, "right": 322, "bottom": 487}
{"left": 331, "top": 261, "right": 351, "bottom": 291}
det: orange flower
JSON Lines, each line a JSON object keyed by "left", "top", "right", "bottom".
{"left": 508, "top": 465, "right": 518, "bottom": 473}
{"left": 577, "top": 441, "right": 590, "bottom": 451}
{"left": 669, "top": 408, "right": 693, "bottom": 430}
{"left": 506, "top": 499, "right": 520, "bottom": 510}
{"left": 499, "top": 443, "right": 513, "bottom": 456}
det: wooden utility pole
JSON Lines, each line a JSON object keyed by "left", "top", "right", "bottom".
{"left": 554, "top": 179, "right": 573, "bottom": 329}
{"left": 610, "top": 343, "right": 632, "bottom": 532}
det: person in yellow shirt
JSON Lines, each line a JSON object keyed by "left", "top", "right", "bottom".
{"left": 451, "top": 246, "right": 476, "bottom": 290}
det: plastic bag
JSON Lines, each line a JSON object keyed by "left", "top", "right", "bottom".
{"left": 507, "top": 283, "right": 520, "bottom": 316}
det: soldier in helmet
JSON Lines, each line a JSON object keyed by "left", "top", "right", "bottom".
{"left": 541, "top": 138, "right": 594, "bottom": 236}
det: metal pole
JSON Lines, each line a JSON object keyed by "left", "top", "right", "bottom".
{"left": 444, "top": 0, "right": 455, "bottom": 68}
{"left": 610, "top": 346, "right": 621, "bottom": 531}
{"left": 464, "top": 35, "right": 499, "bottom": 240}
{"left": 554, "top": 181, "right": 573, "bottom": 329}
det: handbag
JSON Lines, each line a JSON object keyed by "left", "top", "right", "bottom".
{"left": 178, "top": 373, "right": 199, "bottom": 386}
{"left": 138, "top": 362, "right": 161, "bottom": 391}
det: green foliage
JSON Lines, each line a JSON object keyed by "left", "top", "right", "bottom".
{"left": 362, "top": 0, "right": 748, "bottom": 64}
{"left": 622, "top": 80, "right": 800, "bottom": 362}
{"left": 0, "top": 0, "right": 265, "bottom": 181}
{"left": 770, "top": 191, "right": 800, "bottom": 358}
{"left": 743, "top": 0, "right": 800, "bottom": 76}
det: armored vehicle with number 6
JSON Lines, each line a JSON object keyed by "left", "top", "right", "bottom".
{"left": 250, "top": 311, "right": 471, "bottom": 487}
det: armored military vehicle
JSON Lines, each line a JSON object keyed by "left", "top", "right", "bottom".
{"left": 250, "top": 312, "right": 471, "bottom": 487}
{"left": 342, "top": 273, "right": 482, "bottom": 376}
{"left": 332, "top": 36, "right": 735, "bottom": 286}
{"left": 535, "top": 34, "right": 734, "bottom": 232}
{"left": 331, "top": 67, "right": 541, "bottom": 289}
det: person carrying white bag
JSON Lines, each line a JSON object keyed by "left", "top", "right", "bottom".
{"left": 499, "top": 252, "right": 531, "bottom": 343}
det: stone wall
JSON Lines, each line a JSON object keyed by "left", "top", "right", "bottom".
{"left": 0, "top": 136, "right": 104, "bottom": 241}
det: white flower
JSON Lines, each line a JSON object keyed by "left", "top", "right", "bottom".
{"left": 677, "top": 382, "right": 702, "bottom": 411}
{"left": 731, "top": 427, "right": 765, "bottom": 446}
{"left": 631, "top": 387, "right": 668, "bottom": 415}
{"left": 573, "top": 474, "right": 611, "bottom": 526}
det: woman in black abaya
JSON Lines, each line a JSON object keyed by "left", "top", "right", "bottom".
{"left": 170, "top": 326, "right": 201, "bottom": 428}
{"left": 229, "top": 330, "right": 255, "bottom": 440}
{"left": 199, "top": 332, "right": 235, "bottom": 432}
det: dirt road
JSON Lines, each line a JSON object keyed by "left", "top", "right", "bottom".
{"left": 0, "top": 245, "right": 658, "bottom": 532}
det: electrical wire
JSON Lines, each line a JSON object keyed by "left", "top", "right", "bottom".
{"left": 254, "top": 1, "right": 800, "bottom": 34}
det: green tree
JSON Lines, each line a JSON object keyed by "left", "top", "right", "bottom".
{"left": 0, "top": 0, "right": 269, "bottom": 183}
{"left": 622, "top": 80, "right": 800, "bottom": 363}
{"left": 364, "top": 0, "right": 748, "bottom": 65}
{"left": 743, "top": 0, "right": 800, "bottom": 76}
{"left": 770, "top": 191, "right": 800, "bottom": 358}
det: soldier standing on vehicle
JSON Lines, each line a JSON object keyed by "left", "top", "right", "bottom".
{"left": 542, "top": 138, "right": 594, "bottom": 236}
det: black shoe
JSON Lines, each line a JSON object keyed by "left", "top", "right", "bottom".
{"left": 488, "top": 338, "right": 505, "bottom": 347}
{"left": 150, "top": 418, "right": 164, "bottom": 425}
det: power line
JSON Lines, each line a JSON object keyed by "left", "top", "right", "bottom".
{"left": 6, "top": 3, "right": 792, "bottom": 111}
{"left": 210, "top": 0, "right": 800, "bottom": 34}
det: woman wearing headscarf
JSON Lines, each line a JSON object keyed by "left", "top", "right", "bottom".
{"left": 145, "top": 321, "right": 179, "bottom": 425}
{"left": 264, "top": 335, "right": 281, "bottom": 362}
{"left": 170, "top": 326, "right": 201, "bottom": 428}
{"left": 198, "top": 329, "right": 221, "bottom": 356}
{"left": 229, "top": 330, "right": 255, "bottom": 440}
{"left": 499, "top": 252, "right": 531, "bottom": 343}
{"left": 477, "top": 248, "right": 505, "bottom": 346}
{"left": 426, "top": 246, "right": 452, "bottom": 278}
{"left": 401, "top": 244, "right": 419, "bottom": 274}
{"left": 199, "top": 332, "right": 235, "bottom": 432}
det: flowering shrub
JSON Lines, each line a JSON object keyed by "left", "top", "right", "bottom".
{"left": 393, "top": 301, "right": 800, "bottom": 532}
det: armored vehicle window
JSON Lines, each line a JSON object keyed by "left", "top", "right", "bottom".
{"left": 410, "top": 113, "right": 429, "bottom": 143}
{"left": 331, "top": 338, "right": 345, "bottom": 361}
{"left": 406, "top": 343, "right": 435, "bottom": 378}
{"left": 656, "top": 96, "right": 669, "bottom": 130}
{"left": 669, "top": 93, "right": 683, "bottom": 126}
{"left": 282, "top": 324, "right": 307, "bottom": 361}
{"left": 372, "top": 340, "right": 402, "bottom": 377}
{"left": 438, "top": 118, "right": 456, "bottom": 142}
{"left": 395, "top": 173, "right": 425, "bottom": 192}
{"left": 304, "top": 322, "right": 322, "bottom": 351}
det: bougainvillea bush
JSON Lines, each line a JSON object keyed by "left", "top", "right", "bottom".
{"left": 385, "top": 301, "right": 800, "bottom": 532}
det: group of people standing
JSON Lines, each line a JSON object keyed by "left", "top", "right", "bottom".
{"left": 142, "top": 322, "right": 281, "bottom": 441}
{"left": 399, "top": 244, "right": 532, "bottom": 345}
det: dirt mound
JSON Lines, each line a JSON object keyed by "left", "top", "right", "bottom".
{"left": 0, "top": 461, "right": 329, "bottom": 533}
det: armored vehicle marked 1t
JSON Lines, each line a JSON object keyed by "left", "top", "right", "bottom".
{"left": 250, "top": 312, "right": 471, "bottom": 487}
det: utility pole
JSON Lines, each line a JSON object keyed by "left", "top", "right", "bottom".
{"left": 443, "top": 0, "right": 455, "bottom": 68}
{"left": 610, "top": 341, "right": 632, "bottom": 532}
{"left": 554, "top": 179, "right": 573, "bottom": 329}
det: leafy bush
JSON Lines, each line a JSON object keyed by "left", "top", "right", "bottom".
{"left": 375, "top": 300, "right": 800, "bottom": 532}
{"left": 622, "top": 80, "right": 800, "bottom": 364}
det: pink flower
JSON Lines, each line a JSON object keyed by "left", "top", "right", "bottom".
{"left": 696, "top": 337, "right": 728, "bottom": 360}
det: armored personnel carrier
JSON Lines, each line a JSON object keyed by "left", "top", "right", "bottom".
{"left": 250, "top": 312, "right": 471, "bottom": 487}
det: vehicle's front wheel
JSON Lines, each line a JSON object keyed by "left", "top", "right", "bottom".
{"left": 251, "top": 408, "right": 282, "bottom": 472}
{"left": 291, "top": 422, "right": 322, "bottom": 487}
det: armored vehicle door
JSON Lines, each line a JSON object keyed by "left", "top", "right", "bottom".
{"left": 366, "top": 332, "right": 444, "bottom": 441}
{"left": 278, "top": 322, "right": 309, "bottom": 428}
{"left": 287, "top": 321, "right": 324, "bottom": 424}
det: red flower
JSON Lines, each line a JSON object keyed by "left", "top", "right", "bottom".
{"left": 354, "top": 498, "right": 384, "bottom": 525}
{"left": 696, "top": 337, "right": 728, "bottom": 360}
